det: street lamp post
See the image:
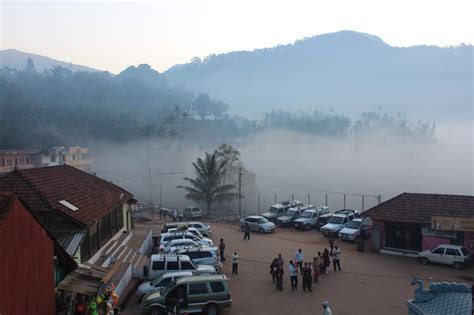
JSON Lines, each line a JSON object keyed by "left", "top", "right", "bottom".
{"left": 238, "top": 167, "right": 243, "bottom": 218}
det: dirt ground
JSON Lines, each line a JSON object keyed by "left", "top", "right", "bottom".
{"left": 124, "top": 220, "right": 473, "bottom": 315}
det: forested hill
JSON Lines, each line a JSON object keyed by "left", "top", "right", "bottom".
{"left": 165, "top": 31, "right": 472, "bottom": 120}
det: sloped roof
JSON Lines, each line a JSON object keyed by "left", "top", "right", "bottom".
{"left": 0, "top": 191, "right": 16, "bottom": 222}
{"left": 363, "top": 193, "right": 474, "bottom": 224}
{"left": 0, "top": 165, "right": 133, "bottom": 227}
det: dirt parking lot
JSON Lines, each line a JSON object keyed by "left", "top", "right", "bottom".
{"left": 124, "top": 221, "right": 473, "bottom": 315}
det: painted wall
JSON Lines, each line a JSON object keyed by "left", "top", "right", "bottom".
{"left": 422, "top": 235, "right": 451, "bottom": 251}
{"left": 0, "top": 198, "right": 55, "bottom": 315}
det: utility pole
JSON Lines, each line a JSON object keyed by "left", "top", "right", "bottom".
{"left": 238, "top": 167, "right": 243, "bottom": 218}
{"left": 362, "top": 195, "right": 365, "bottom": 211}
{"left": 274, "top": 193, "right": 277, "bottom": 204}
{"left": 258, "top": 194, "right": 260, "bottom": 214}
{"left": 325, "top": 194, "right": 328, "bottom": 207}
{"left": 343, "top": 194, "right": 346, "bottom": 209}
{"left": 291, "top": 193, "right": 294, "bottom": 201}
{"left": 160, "top": 186, "right": 163, "bottom": 207}
{"left": 149, "top": 167, "right": 153, "bottom": 219}
{"left": 307, "top": 193, "right": 311, "bottom": 205}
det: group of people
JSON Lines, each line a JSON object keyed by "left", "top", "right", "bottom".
{"left": 269, "top": 239, "right": 343, "bottom": 292}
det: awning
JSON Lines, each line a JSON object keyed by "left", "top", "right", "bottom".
{"left": 57, "top": 264, "right": 108, "bottom": 296}
{"left": 53, "top": 230, "right": 87, "bottom": 257}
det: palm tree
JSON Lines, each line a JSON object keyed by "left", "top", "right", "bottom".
{"left": 177, "top": 152, "right": 239, "bottom": 210}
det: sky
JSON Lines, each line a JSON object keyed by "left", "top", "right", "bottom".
{"left": 1, "top": 0, "right": 473, "bottom": 73}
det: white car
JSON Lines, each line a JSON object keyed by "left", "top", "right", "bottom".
{"left": 418, "top": 244, "right": 471, "bottom": 269}
{"left": 168, "top": 227, "right": 204, "bottom": 239}
{"left": 159, "top": 231, "right": 213, "bottom": 246}
{"left": 188, "top": 222, "right": 212, "bottom": 236}
{"left": 160, "top": 238, "right": 202, "bottom": 253}
{"left": 338, "top": 218, "right": 371, "bottom": 241}
{"left": 136, "top": 271, "right": 194, "bottom": 299}
{"left": 240, "top": 215, "right": 276, "bottom": 233}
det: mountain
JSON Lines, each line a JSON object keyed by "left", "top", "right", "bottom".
{"left": 0, "top": 49, "right": 100, "bottom": 73}
{"left": 165, "top": 30, "right": 473, "bottom": 120}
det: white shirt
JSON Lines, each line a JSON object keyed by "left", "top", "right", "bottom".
{"left": 289, "top": 264, "right": 298, "bottom": 277}
{"left": 323, "top": 307, "right": 333, "bottom": 315}
{"left": 295, "top": 251, "right": 304, "bottom": 262}
{"left": 331, "top": 249, "right": 341, "bottom": 260}
{"left": 232, "top": 253, "right": 238, "bottom": 263}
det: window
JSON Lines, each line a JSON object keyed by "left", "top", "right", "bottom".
{"left": 313, "top": 213, "right": 318, "bottom": 218}
{"left": 181, "top": 261, "right": 194, "bottom": 270}
{"left": 445, "top": 248, "right": 459, "bottom": 256}
{"left": 14, "top": 158, "right": 18, "bottom": 165}
{"left": 0, "top": 159, "right": 4, "bottom": 167}
{"left": 164, "top": 236, "right": 172, "bottom": 242}
{"left": 152, "top": 261, "right": 165, "bottom": 270}
{"left": 187, "top": 251, "right": 212, "bottom": 259}
{"left": 210, "top": 282, "right": 225, "bottom": 293}
{"left": 51, "top": 155, "right": 56, "bottom": 162}
{"left": 157, "top": 277, "right": 172, "bottom": 287}
{"left": 166, "top": 261, "right": 179, "bottom": 270}
{"left": 432, "top": 247, "right": 445, "bottom": 254}
{"left": 460, "top": 247, "right": 469, "bottom": 256}
{"left": 188, "top": 283, "right": 208, "bottom": 295}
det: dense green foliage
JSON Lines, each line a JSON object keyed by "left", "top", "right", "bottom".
{"left": 0, "top": 60, "right": 436, "bottom": 149}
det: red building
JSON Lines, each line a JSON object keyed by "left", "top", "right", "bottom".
{"left": 0, "top": 192, "right": 73, "bottom": 314}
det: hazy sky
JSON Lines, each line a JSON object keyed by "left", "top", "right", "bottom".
{"left": 1, "top": 0, "right": 473, "bottom": 73}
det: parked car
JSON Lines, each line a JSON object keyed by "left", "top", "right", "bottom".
{"left": 277, "top": 206, "right": 310, "bottom": 227}
{"left": 148, "top": 254, "right": 216, "bottom": 280}
{"left": 177, "top": 246, "right": 222, "bottom": 271}
{"left": 141, "top": 274, "right": 232, "bottom": 315}
{"left": 239, "top": 215, "right": 276, "bottom": 233}
{"left": 262, "top": 200, "right": 304, "bottom": 222}
{"left": 321, "top": 211, "right": 357, "bottom": 237}
{"left": 159, "top": 232, "right": 213, "bottom": 246}
{"left": 338, "top": 218, "right": 371, "bottom": 241}
{"left": 137, "top": 271, "right": 194, "bottom": 300}
{"left": 162, "top": 222, "right": 212, "bottom": 237}
{"left": 168, "top": 227, "right": 204, "bottom": 239}
{"left": 183, "top": 207, "right": 202, "bottom": 219}
{"left": 160, "top": 239, "right": 201, "bottom": 253}
{"left": 418, "top": 245, "right": 472, "bottom": 270}
{"left": 315, "top": 213, "right": 333, "bottom": 230}
{"left": 293, "top": 206, "right": 330, "bottom": 230}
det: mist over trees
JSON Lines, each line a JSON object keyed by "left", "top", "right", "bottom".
{"left": 0, "top": 58, "right": 437, "bottom": 149}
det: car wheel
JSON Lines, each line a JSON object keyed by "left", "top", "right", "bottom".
{"left": 453, "top": 262, "right": 463, "bottom": 270}
{"left": 148, "top": 306, "right": 165, "bottom": 315}
{"left": 204, "top": 303, "right": 220, "bottom": 315}
{"left": 419, "top": 257, "right": 429, "bottom": 265}
{"left": 304, "top": 224, "right": 311, "bottom": 231}
{"left": 259, "top": 228, "right": 264, "bottom": 234}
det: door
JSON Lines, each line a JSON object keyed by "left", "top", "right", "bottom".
{"left": 371, "top": 225, "right": 382, "bottom": 251}
{"left": 429, "top": 247, "right": 446, "bottom": 264}
{"left": 186, "top": 282, "right": 210, "bottom": 312}
{"left": 444, "top": 248, "right": 459, "bottom": 265}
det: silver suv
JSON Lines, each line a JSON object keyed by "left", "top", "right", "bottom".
{"left": 177, "top": 246, "right": 222, "bottom": 271}
{"left": 321, "top": 210, "right": 357, "bottom": 237}
{"left": 240, "top": 215, "right": 276, "bottom": 233}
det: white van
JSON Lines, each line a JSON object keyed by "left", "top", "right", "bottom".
{"left": 148, "top": 254, "right": 216, "bottom": 280}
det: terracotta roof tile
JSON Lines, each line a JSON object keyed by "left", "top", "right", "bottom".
{"left": 362, "top": 193, "right": 474, "bottom": 224}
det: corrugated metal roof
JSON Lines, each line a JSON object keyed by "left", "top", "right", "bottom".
{"left": 53, "top": 230, "right": 86, "bottom": 256}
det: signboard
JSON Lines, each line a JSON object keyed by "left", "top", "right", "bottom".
{"left": 431, "top": 216, "right": 474, "bottom": 232}
{"left": 421, "top": 227, "right": 457, "bottom": 239}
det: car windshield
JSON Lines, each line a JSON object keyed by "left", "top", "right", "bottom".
{"left": 160, "top": 280, "right": 177, "bottom": 295}
{"left": 300, "top": 211, "right": 313, "bottom": 218}
{"left": 328, "top": 217, "right": 344, "bottom": 224}
{"left": 285, "top": 209, "right": 296, "bottom": 216}
{"left": 258, "top": 218, "right": 269, "bottom": 224}
{"left": 269, "top": 206, "right": 280, "bottom": 213}
{"left": 345, "top": 221, "right": 361, "bottom": 229}
{"left": 460, "top": 247, "right": 469, "bottom": 256}
{"left": 150, "top": 275, "right": 165, "bottom": 286}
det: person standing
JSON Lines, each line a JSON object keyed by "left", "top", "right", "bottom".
{"left": 318, "top": 251, "right": 324, "bottom": 274}
{"left": 243, "top": 223, "right": 251, "bottom": 240}
{"left": 322, "top": 248, "right": 330, "bottom": 274}
{"left": 288, "top": 260, "right": 298, "bottom": 291}
{"left": 294, "top": 249, "right": 304, "bottom": 273}
{"left": 276, "top": 253, "right": 284, "bottom": 269}
{"left": 219, "top": 239, "right": 226, "bottom": 261}
{"left": 270, "top": 258, "right": 278, "bottom": 283}
{"left": 312, "top": 256, "right": 320, "bottom": 283}
{"left": 330, "top": 246, "right": 342, "bottom": 271}
{"left": 275, "top": 267, "right": 284, "bottom": 291}
{"left": 302, "top": 262, "right": 313, "bottom": 292}
{"left": 172, "top": 208, "right": 178, "bottom": 222}
{"left": 232, "top": 252, "right": 239, "bottom": 274}
{"left": 322, "top": 301, "right": 333, "bottom": 315}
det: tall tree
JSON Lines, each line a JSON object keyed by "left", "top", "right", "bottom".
{"left": 177, "top": 152, "right": 238, "bottom": 210}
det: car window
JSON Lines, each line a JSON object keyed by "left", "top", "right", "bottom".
{"left": 460, "top": 247, "right": 469, "bottom": 256}
{"left": 432, "top": 247, "right": 445, "bottom": 254}
{"left": 166, "top": 261, "right": 179, "bottom": 270}
{"left": 152, "top": 261, "right": 165, "bottom": 270}
{"left": 157, "top": 277, "right": 172, "bottom": 287}
{"left": 445, "top": 248, "right": 459, "bottom": 256}
{"left": 164, "top": 236, "right": 172, "bottom": 242}
{"left": 313, "top": 213, "right": 318, "bottom": 218}
{"left": 188, "top": 283, "right": 208, "bottom": 295}
{"left": 193, "top": 208, "right": 200, "bottom": 212}
{"left": 181, "top": 261, "right": 195, "bottom": 270}
{"left": 194, "top": 251, "right": 212, "bottom": 258}
{"left": 210, "top": 281, "right": 225, "bottom": 293}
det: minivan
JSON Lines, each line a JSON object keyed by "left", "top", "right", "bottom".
{"left": 148, "top": 254, "right": 216, "bottom": 280}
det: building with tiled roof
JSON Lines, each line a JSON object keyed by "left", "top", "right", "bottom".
{"left": 362, "top": 193, "right": 474, "bottom": 254}
{"left": 0, "top": 165, "right": 135, "bottom": 265}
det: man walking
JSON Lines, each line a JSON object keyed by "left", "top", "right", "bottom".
{"left": 295, "top": 249, "right": 304, "bottom": 273}
{"left": 322, "top": 301, "right": 333, "bottom": 315}
{"left": 288, "top": 260, "right": 298, "bottom": 291}
{"left": 232, "top": 251, "right": 238, "bottom": 274}
{"left": 243, "top": 223, "right": 251, "bottom": 240}
{"left": 219, "top": 239, "right": 226, "bottom": 262}
{"left": 330, "top": 246, "right": 341, "bottom": 272}
{"left": 302, "top": 262, "right": 313, "bottom": 292}
{"left": 276, "top": 253, "right": 284, "bottom": 269}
